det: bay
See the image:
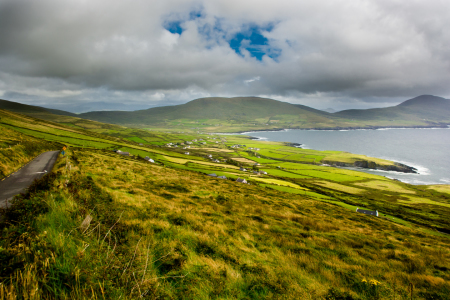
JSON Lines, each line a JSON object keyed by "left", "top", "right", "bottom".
{"left": 242, "top": 128, "right": 450, "bottom": 185}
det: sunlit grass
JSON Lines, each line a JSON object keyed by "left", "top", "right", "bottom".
{"left": 353, "top": 180, "right": 415, "bottom": 194}
{"left": 312, "top": 180, "right": 366, "bottom": 194}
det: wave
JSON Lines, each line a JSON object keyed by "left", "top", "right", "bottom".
{"left": 251, "top": 136, "right": 268, "bottom": 141}
{"left": 377, "top": 157, "right": 430, "bottom": 175}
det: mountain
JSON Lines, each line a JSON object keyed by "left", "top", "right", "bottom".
{"left": 334, "top": 95, "right": 450, "bottom": 125}
{"left": 322, "top": 108, "right": 337, "bottom": 113}
{"left": 2, "top": 95, "right": 449, "bottom": 132}
{"left": 79, "top": 96, "right": 341, "bottom": 128}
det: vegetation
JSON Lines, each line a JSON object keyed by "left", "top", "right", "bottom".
{"left": 1, "top": 148, "right": 450, "bottom": 299}
{"left": 2, "top": 95, "right": 449, "bottom": 133}
{"left": 0, "top": 111, "right": 61, "bottom": 179}
{"left": 0, "top": 107, "right": 449, "bottom": 299}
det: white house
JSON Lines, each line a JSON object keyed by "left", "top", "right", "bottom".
{"left": 356, "top": 208, "right": 379, "bottom": 217}
{"left": 236, "top": 178, "right": 247, "bottom": 184}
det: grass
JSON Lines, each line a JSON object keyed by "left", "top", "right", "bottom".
{"left": 1, "top": 108, "right": 450, "bottom": 299}
{"left": 399, "top": 196, "right": 450, "bottom": 208}
{"left": 353, "top": 180, "right": 416, "bottom": 194}
{"left": 260, "top": 168, "right": 311, "bottom": 179}
{"left": 427, "top": 185, "right": 450, "bottom": 194}
{"left": 0, "top": 121, "right": 61, "bottom": 179}
{"left": 2, "top": 148, "right": 450, "bottom": 299}
{"left": 311, "top": 181, "right": 367, "bottom": 194}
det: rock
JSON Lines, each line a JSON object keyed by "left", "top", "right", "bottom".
{"left": 322, "top": 159, "right": 418, "bottom": 174}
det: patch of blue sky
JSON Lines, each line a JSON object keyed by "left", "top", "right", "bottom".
{"left": 229, "top": 24, "right": 281, "bottom": 61}
{"left": 165, "top": 20, "right": 183, "bottom": 35}
{"left": 163, "top": 8, "right": 204, "bottom": 35}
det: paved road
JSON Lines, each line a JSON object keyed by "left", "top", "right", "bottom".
{"left": 0, "top": 151, "right": 60, "bottom": 208}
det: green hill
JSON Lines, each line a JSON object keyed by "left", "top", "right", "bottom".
{"left": 79, "top": 96, "right": 342, "bottom": 128}
{"left": 334, "top": 95, "right": 450, "bottom": 125}
{"left": 0, "top": 99, "right": 76, "bottom": 117}
{"left": 2, "top": 95, "right": 450, "bottom": 133}
{"left": 79, "top": 95, "right": 450, "bottom": 131}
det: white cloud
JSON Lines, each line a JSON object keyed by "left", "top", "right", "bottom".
{"left": 244, "top": 76, "right": 260, "bottom": 84}
{"left": 0, "top": 0, "right": 449, "bottom": 112}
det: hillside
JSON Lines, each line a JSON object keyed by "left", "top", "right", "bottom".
{"left": 0, "top": 99, "right": 76, "bottom": 118}
{"left": 335, "top": 95, "right": 450, "bottom": 126}
{"left": 79, "top": 96, "right": 345, "bottom": 130}
{"left": 78, "top": 95, "right": 450, "bottom": 131}
{"left": 2, "top": 95, "right": 450, "bottom": 133}
{"left": 1, "top": 108, "right": 450, "bottom": 298}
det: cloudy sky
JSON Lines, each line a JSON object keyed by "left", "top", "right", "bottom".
{"left": 1, "top": 0, "right": 449, "bottom": 112}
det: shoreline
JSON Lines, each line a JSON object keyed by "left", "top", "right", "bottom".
{"left": 222, "top": 124, "right": 450, "bottom": 135}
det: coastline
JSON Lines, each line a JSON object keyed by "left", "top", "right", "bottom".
{"left": 223, "top": 124, "right": 450, "bottom": 135}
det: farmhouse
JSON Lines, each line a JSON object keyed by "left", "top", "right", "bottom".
{"left": 236, "top": 178, "right": 247, "bottom": 184}
{"left": 217, "top": 176, "right": 227, "bottom": 179}
{"left": 240, "top": 167, "right": 247, "bottom": 171}
{"left": 208, "top": 173, "right": 217, "bottom": 177}
{"left": 356, "top": 208, "right": 379, "bottom": 217}
{"left": 143, "top": 156, "right": 155, "bottom": 163}
{"left": 185, "top": 152, "right": 190, "bottom": 155}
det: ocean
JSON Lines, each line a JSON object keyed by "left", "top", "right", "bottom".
{"left": 242, "top": 128, "right": 450, "bottom": 185}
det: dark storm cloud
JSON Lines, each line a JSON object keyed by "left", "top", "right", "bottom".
{"left": 0, "top": 0, "right": 449, "bottom": 111}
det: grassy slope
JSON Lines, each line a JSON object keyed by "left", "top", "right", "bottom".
{"left": 1, "top": 109, "right": 450, "bottom": 298}
{"left": 0, "top": 99, "right": 76, "bottom": 117}
{"left": 1, "top": 148, "right": 449, "bottom": 299}
{"left": 0, "top": 110, "right": 62, "bottom": 179}
{"left": 78, "top": 97, "right": 352, "bottom": 132}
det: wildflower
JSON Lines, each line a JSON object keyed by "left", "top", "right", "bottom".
{"left": 370, "top": 279, "right": 381, "bottom": 286}
{"left": 362, "top": 278, "right": 367, "bottom": 283}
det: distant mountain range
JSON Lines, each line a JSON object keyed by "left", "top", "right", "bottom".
{"left": 1, "top": 95, "right": 449, "bottom": 132}
{"left": 334, "top": 95, "right": 450, "bottom": 124}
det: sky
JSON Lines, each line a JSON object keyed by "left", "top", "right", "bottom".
{"left": 0, "top": 0, "right": 449, "bottom": 113}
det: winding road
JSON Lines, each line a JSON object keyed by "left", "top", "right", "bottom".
{"left": 0, "top": 151, "right": 60, "bottom": 208}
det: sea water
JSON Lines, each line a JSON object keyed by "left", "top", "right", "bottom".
{"left": 242, "top": 128, "right": 450, "bottom": 185}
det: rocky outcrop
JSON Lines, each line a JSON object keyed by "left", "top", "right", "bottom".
{"left": 322, "top": 160, "right": 418, "bottom": 173}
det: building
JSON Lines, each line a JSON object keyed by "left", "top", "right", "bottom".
{"left": 208, "top": 173, "right": 217, "bottom": 177}
{"left": 356, "top": 208, "right": 378, "bottom": 217}
{"left": 236, "top": 178, "right": 247, "bottom": 184}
